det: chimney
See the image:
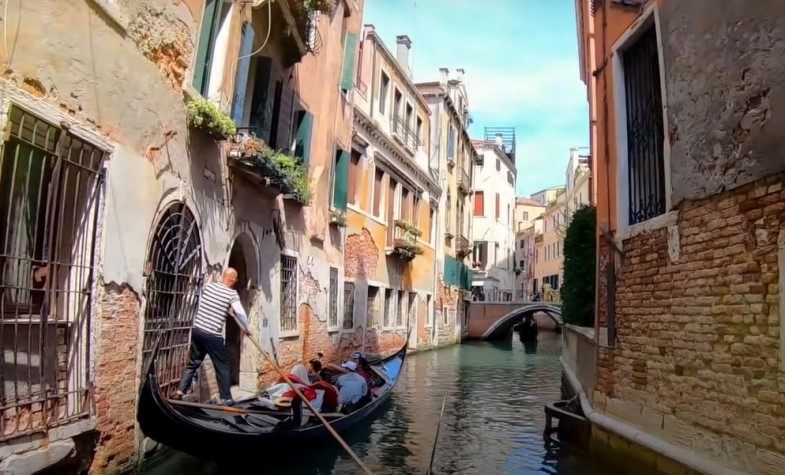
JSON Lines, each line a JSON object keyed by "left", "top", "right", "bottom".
{"left": 396, "top": 35, "right": 412, "bottom": 76}
{"left": 456, "top": 68, "right": 465, "bottom": 82}
{"left": 439, "top": 67, "right": 449, "bottom": 84}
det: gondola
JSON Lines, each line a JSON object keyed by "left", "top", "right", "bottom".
{"left": 137, "top": 340, "right": 408, "bottom": 460}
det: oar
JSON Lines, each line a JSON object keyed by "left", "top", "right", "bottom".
{"left": 426, "top": 393, "right": 448, "bottom": 475}
{"left": 168, "top": 399, "right": 348, "bottom": 419}
{"left": 244, "top": 331, "right": 373, "bottom": 475}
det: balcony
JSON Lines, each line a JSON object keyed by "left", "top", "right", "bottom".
{"left": 391, "top": 116, "right": 421, "bottom": 153}
{"left": 458, "top": 166, "right": 471, "bottom": 194}
{"left": 387, "top": 220, "right": 423, "bottom": 261}
{"left": 456, "top": 234, "right": 472, "bottom": 258}
{"left": 277, "top": 0, "right": 331, "bottom": 65}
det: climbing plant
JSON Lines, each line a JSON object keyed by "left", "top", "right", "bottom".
{"left": 561, "top": 205, "right": 596, "bottom": 327}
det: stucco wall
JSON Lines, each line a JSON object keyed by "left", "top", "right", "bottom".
{"left": 661, "top": 1, "right": 785, "bottom": 205}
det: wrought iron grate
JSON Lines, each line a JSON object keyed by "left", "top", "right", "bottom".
{"left": 367, "top": 286, "right": 379, "bottom": 328}
{"left": 141, "top": 203, "right": 203, "bottom": 397}
{"left": 280, "top": 256, "right": 297, "bottom": 332}
{"left": 342, "top": 283, "right": 354, "bottom": 329}
{"left": 328, "top": 267, "right": 338, "bottom": 327}
{"left": 0, "top": 106, "right": 106, "bottom": 439}
{"left": 624, "top": 24, "right": 665, "bottom": 225}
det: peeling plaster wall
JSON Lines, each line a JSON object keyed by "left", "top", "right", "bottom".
{"left": 662, "top": 1, "right": 785, "bottom": 204}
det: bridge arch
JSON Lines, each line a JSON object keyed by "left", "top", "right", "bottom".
{"left": 481, "top": 304, "right": 563, "bottom": 340}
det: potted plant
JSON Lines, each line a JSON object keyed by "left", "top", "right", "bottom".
{"left": 185, "top": 96, "right": 236, "bottom": 139}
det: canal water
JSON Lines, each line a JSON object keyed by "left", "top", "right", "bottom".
{"left": 140, "top": 331, "right": 609, "bottom": 474}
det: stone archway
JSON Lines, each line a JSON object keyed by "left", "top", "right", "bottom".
{"left": 227, "top": 228, "right": 259, "bottom": 391}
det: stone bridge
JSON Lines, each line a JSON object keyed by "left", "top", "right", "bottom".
{"left": 467, "top": 302, "right": 563, "bottom": 340}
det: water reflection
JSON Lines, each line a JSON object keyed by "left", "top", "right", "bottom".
{"left": 139, "top": 332, "right": 607, "bottom": 474}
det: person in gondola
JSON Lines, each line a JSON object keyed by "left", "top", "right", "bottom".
{"left": 334, "top": 361, "right": 368, "bottom": 413}
{"left": 175, "top": 267, "right": 250, "bottom": 404}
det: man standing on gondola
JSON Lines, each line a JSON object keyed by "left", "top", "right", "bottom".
{"left": 175, "top": 267, "right": 250, "bottom": 404}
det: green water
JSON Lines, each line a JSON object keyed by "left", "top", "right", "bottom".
{"left": 139, "top": 332, "right": 609, "bottom": 474}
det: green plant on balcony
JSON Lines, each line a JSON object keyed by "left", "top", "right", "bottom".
{"left": 393, "top": 239, "right": 423, "bottom": 256}
{"left": 235, "top": 139, "right": 312, "bottom": 205}
{"left": 330, "top": 208, "right": 347, "bottom": 227}
{"left": 186, "top": 96, "right": 236, "bottom": 139}
{"left": 290, "top": 0, "right": 333, "bottom": 42}
{"left": 394, "top": 219, "right": 422, "bottom": 237}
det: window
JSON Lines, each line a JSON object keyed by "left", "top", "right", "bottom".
{"left": 292, "top": 110, "right": 313, "bottom": 164}
{"left": 396, "top": 291, "right": 405, "bottom": 326}
{"left": 408, "top": 293, "right": 417, "bottom": 327}
{"left": 393, "top": 89, "right": 402, "bottom": 122}
{"left": 413, "top": 195, "right": 420, "bottom": 229}
{"left": 341, "top": 32, "right": 358, "bottom": 92}
{"left": 329, "top": 268, "right": 338, "bottom": 327}
{"left": 496, "top": 158, "right": 500, "bottom": 171}
{"left": 347, "top": 150, "right": 361, "bottom": 205}
{"left": 280, "top": 255, "right": 298, "bottom": 331}
{"left": 473, "top": 191, "right": 484, "bottom": 216}
{"left": 373, "top": 168, "right": 384, "bottom": 216}
{"left": 332, "top": 149, "right": 349, "bottom": 210}
{"left": 405, "top": 103, "right": 413, "bottom": 129}
{"left": 520, "top": 259, "right": 525, "bottom": 268}
{"left": 520, "top": 239, "right": 525, "bottom": 248}
{"left": 0, "top": 107, "right": 107, "bottom": 434}
{"left": 473, "top": 241, "right": 488, "bottom": 267}
{"left": 507, "top": 204, "right": 510, "bottom": 224}
{"left": 415, "top": 116, "right": 423, "bottom": 148}
{"left": 429, "top": 207, "right": 435, "bottom": 243}
{"left": 367, "top": 286, "right": 380, "bottom": 327}
{"left": 447, "top": 125, "right": 455, "bottom": 159}
{"left": 426, "top": 295, "right": 433, "bottom": 326}
{"left": 523, "top": 211, "right": 529, "bottom": 221}
{"left": 495, "top": 193, "right": 500, "bottom": 220}
{"left": 231, "top": 22, "right": 256, "bottom": 123}
{"left": 193, "top": 0, "right": 231, "bottom": 96}
{"left": 343, "top": 282, "right": 355, "bottom": 329}
{"left": 379, "top": 72, "right": 390, "bottom": 114}
{"left": 621, "top": 23, "right": 665, "bottom": 225}
{"left": 401, "top": 188, "right": 410, "bottom": 221}
{"left": 384, "top": 289, "right": 393, "bottom": 326}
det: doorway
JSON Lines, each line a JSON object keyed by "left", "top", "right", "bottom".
{"left": 227, "top": 243, "right": 250, "bottom": 386}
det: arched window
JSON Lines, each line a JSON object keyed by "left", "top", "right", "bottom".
{"left": 141, "top": 202, "right": 203, "bottom": 395}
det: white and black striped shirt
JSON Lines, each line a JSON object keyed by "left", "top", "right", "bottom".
{"left": 193, "top": 282, "right": 241, "bottom": 335}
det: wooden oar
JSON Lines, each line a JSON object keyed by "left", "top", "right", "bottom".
{"left": 168, "top": 399, "right": 347, "bottom": 419}
{"left": 244, "top": 332, "right": 373, "bottom": 474}
{"left": 426, "top": 393, "right": 448, "bottom": 475}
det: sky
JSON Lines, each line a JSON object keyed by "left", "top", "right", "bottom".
{"left": 362, "top": 0, "right": 589, "bottom": 197}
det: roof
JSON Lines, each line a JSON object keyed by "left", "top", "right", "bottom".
{"left": 516, "top": 197, "right": 544, "bottom": 207}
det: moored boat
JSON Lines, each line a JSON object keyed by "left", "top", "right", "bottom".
{"left": 137, "top": 341, "right": 408, "bottom": 460}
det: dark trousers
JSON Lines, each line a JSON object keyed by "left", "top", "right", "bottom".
{"left": 178, "top": 328, "right": 232, "bottom": 400}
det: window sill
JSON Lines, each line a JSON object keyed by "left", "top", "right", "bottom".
{"left": 88, "top": 0, "right": 129, "bottom": 31}
{"left": 279, "top": 330, "right": 301, "bottom": 339}
{"left": 347, "top": 203, "right": 387, "bottom": 227}
{"left": 340, "top": 327, "right": 355, "bottom": 333}
{"left": 616, "top": 210, "right": 678, "bottom": 244}
{"left": 327, "top": 326, "right": 341, "bottom": 333}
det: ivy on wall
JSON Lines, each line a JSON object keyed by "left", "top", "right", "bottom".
{"left": 561, "top": 205, "right": 596, "bottom": 327}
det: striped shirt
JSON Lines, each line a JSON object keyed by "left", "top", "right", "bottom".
{"left": 193, "top": 282, "right": 241, "bottom": 335}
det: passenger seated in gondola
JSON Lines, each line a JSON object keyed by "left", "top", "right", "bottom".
{"left": 334, "top": 361, "right": 368, "bottom": 413}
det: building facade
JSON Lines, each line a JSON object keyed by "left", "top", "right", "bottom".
{"left": 0, "top": 0, "right": 363, "bottom": 472}
{"left": 514, "top": 198, "right": 546, "bottom": 298}
{"left": 571, "top": 0, "right": 785, "bottom": 473}
{"left": 417, "top": 70, "right": 477, "bottom": 345}
{"left": 470, "top": 134, "right": 517, "bottom": 301}
{"left": 346, "top": 26, "right": 442, "bottom": 352}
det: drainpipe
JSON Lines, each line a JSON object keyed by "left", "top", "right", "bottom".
{"left": 560, "top": 360, "right": 741, "bottom": 475}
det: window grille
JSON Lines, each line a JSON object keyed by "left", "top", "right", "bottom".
{"left": 624, "top": 25, "right": 666, "bottom": 225}
{"left": 342, "top": 283, "right": 354, "bottom": 329}
{"left": 0, "top": 106, "right": 106, "bottom": 438}
{"left": 383, "top": 289, "right": 392, "bottom": 327}
{"left": 280, "top": 256, "right": 297, "bottom": 332}
{"left": 367, "top": 286, "right": 379, "bottom": 328}
{"left": 328, "top": 268, "right": 338, "bottom": 327}
{"left": 141, "top": 202, "right": 203, "bottom": 397}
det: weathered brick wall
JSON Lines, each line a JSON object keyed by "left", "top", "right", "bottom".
{"left": 600, "top": 173, "right": 785, "bottom": 472}
{"left": 91, "top": 283, "right": 141, "bottom": 473}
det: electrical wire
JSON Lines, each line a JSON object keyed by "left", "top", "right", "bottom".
{"left": 236, "top": 0, "right": 272, "bottom": 63}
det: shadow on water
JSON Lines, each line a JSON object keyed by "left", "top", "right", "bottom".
{"left": 138, "top": 332, "right": 612, "bottom": 474}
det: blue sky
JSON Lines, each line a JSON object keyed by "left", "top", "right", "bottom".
{"left": 362, "top": 0, "right": 589, "bottom": 197}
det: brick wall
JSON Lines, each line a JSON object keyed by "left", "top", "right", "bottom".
{"left": 599, "top": 173, "right": 785, "bottom": 472}
{"left": 91, "top": 284, "right": 141, "bottom": 473}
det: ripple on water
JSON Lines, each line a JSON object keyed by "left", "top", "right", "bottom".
{"left": 140, "top": 332, "right": 610, "bottom": 475}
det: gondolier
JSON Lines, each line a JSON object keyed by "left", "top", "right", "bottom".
{"left": 176, "top": 267, "right": 250, "bottom": 404}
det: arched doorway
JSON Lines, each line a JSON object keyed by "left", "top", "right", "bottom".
{"left": 141, "top": 202, "right": 202, "bottom": 396}
{"left": 226, "top": 230, "right": 258, "bottom": 389}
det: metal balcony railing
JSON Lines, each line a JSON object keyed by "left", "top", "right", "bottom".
{"left": 392, "top": 116, "right": 421, "bottom": 152}
{"left": 458, "top": 166, "right": 471, "bottom": 194}
{"left": 388, "top": 221, "right": 422, "bottom": 260}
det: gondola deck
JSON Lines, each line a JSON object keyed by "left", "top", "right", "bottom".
{"left": 137, "top": 341, "right": 408, "bottom": 459}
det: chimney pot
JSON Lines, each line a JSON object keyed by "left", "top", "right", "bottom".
{"left": 396, "top": 35, "right": 412, "bottom": 77}
{"left": 495, "top": 133, "right": 503, "bottom": 147}
{"left": 456, "top": 68, "right": 465, "bottom": 81}
{"left": 439, "top": 67, "right": 449, "bottom": 84}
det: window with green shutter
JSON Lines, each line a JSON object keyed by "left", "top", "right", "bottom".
{"left": 293, "top": 110, "right": 313, "bottom": 164}
{"left": 193, "top": 0, "right": 231, "bottom": 96}
{"left": 341, "top": 32, "right": 358, "bottom": 91}
{"left": 231, "top": 22, "right": 255, "bottom": 123}
{"left": 332, "top": 149, "right": 349, "bottom": 210}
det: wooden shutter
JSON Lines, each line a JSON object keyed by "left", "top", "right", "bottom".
{"left": 249, "top": 57, "right": 273, "bottom": 138}
{"left": 341, "top": 32, "right": 358, "bottom": 91}
{"left": 347, "top": 150, "right": 361, "bottom": 204}
{"left": 193, "top": 0, "right": 220, "bottom": 95}
{"left": 277, "top": 85, "right": 295, "bottom": 150}
{"left": 293, "top": 110, "right": 313, "bottom": 164}
{"left": 373, "top": 169, "right": 383, "bottom": 216}
{"left": 473, "top": 191, "right": 484, "bottom": 216}
{"left": 231, "top": 22, "right": 256, "bottom": 123}
{"left": 495, "top": 193, "right": 500, "bottom": 219}
{"left": 332, "top": 149, "right": 349, "bottom": 210}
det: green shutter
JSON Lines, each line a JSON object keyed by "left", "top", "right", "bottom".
{"left": 341, "top": 32, "right": 358, "bottom": 91}
{"left": 294, "top": 111, "right": 313, "bottom": 164}
{"left": 333, "top": 150, "right": 349, "bottom": 210}
{"left": 231, "top": 22, "right": 256, "bottom": 123}
{"left": 193, "top": 0, "right": 219, "bottom": 95}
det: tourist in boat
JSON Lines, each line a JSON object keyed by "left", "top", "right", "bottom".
{"left": 175, "top": 267, "right": 250, "bottom": 404}
{"left": 334, "top": 361, "right": 368, "bottom": 413}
